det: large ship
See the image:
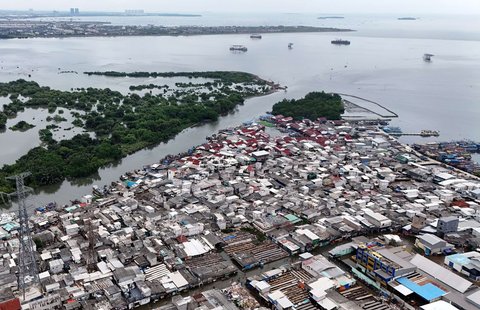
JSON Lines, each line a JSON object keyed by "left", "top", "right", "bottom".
{"left": 230, "top": 45, "right": 248, "bottom": 52}
{"left": 250, "top": 34, "right": 262, "bottom": 39}
{"left": 331, "top": 39, "right": 350, "bottom": 45}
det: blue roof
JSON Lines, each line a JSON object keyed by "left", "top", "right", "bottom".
{"left": 397, "top": 277, "right": 446, "bottom": 301}
{"left": 447, "top": 253, "right": 471, "bottom": 265}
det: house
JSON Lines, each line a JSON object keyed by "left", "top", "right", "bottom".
{"left": 445, "top": 252, "right": 480, "bottom": 281}
{"left": 411, "top": 213, "right": 427, "bottom": 231}
{"left": 437, "top": 216, "right": 459, "bottom": 237}
{"left": 363, "top": 210, "right": 392, "bottom": 229}
{"left": 415, "top": 234, "right": 453, "bottom": 256}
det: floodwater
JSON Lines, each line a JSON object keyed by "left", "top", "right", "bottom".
{"left": 0, "top": 13, "right": 479, "bottom": 207}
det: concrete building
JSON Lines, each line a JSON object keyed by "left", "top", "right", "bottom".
{"left": 363, "top": 210, "right": 392, "bottom": 229}
{"left": 415, "top": 234, "right": 453, "bottom": 256}
{"left": 437, "top": 216, "right": 459, "bottom": 236}
{"left": 445, "top": 252, "right": 480, "bottom": 281}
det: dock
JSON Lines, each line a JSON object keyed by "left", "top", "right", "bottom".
{"left": 390, "top": 131, "right": 439, "bottom": 137}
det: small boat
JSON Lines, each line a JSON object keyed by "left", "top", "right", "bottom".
{"left": 331, "top": 39, "right": 350, "bottom": 45}
{"left": 250, "top": 34, "right": 262, "bottom": 39}
{"left": 423, "top": 53, "right": 434, "bottom": 62}
{"left": 230, "top": 45, "right": 248, "bottom": 52}
{"left": 288, "top": 43, "right": 293, "bottom": 49}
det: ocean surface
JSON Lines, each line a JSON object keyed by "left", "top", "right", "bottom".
{"left": 0, "top": 13, "right": 479, "bottom": 208}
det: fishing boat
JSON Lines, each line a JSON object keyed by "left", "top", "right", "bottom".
{"left": 331, "top": 39, "right": 350, "bottom": 45}
{"left": 423, "top": 53, "right": 434, "bottom": 62}
{"left": 230, "top": 45, "right": 248, "bottom": 52}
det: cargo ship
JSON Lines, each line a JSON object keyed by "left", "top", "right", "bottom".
{"left": 331, "top": 39, "right": 350, "bottom": 45}
{"left": 230, "top": 45, "right": 248, "bottom": 52}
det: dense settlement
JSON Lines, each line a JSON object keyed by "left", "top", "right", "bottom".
{"left": 1, "top": 114, "right": 480, "bottom": 310}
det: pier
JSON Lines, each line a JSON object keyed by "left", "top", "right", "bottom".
{"left": 390, "top": 130, "right": 439, "bottom": 137}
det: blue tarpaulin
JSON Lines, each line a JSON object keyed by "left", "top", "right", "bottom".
{"left": 397, "top": 277, "right": 446, "bottom": 301}
{"left": 126, "top": 181, "right": 136, "bottom": 188}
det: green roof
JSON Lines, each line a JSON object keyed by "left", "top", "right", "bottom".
{"left": 284, "top": 214, "right": 301, "bottom": 223}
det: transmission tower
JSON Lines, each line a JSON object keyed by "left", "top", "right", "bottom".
{"left": 85, "top": 212, "right": 98, "bottom": 272}
{"left": 7, "top": 172, "right": 40, "bottom": 300}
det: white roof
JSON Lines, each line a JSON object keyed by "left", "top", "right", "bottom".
{"left": 308, "top": 277, "right": 335, "bottom": 293}
{"left": 277, "top": 297, "right": 294, "bottom": 309}
{"left": 420, "top": 300, "right": 459, "bottom": 310}
{"left": 255, "top": 280, "right": 271, "bottom": 291}
{"left": 252, "top": 150, "right": 269, "bottom": 157}
{"left": 297, "top": 229, "right": 319, "bottom": 241}
{"left": 40, "top": 252, "right": 52, "bottom": 261}
{"left": 394, "top": 284, "right": 413, "bottom": 296}
{"left": 410, "top": 254, "right": 472, "bottom": 293}
{"left": 170, "top": 271, "right": 188, "bottom": 288}
{"left": 435, "top": 172, "right": 455, "bottom": 180}
{"left": 268, "top": 290, "right": 285, "bottom": 301}
{"left": 467, "top": 289, "right": 480, "bottom": 306}
{"left": 97, "top": 261, "right": 110, "bottom": 274}
{"left": 317, "top": 297, "right": 338, "bottom": 310}
{"left": 39, "top": 271, "right": 50, "bottom": 280}
{"left": 183, "top": 239, "right": 210, "bottom": 257}
{"left": 299, "top": 252, "right": 314, "bottom": 260}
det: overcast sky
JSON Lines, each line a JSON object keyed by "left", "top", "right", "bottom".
{"left": 2, "top": 0, "right": 480, "bottom": 15}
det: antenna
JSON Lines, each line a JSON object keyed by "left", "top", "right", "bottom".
{"left": 6, "top": 172, "right": 41, "bottom": 300}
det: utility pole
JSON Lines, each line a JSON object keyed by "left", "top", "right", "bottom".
{"left": 6, "top": 172, "right": 40, "bottom": 300}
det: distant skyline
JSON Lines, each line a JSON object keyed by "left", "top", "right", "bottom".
{"left": 2, "top": 0, "right": 480, "bottom": 15}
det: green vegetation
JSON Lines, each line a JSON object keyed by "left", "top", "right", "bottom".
{"left": 0, "top": 113, "right": 7, "bottom": 128}
{"left": 9, "top": 120, "right": 35, "bottom": 131}
{"left": 84, "top": 71, "right": 265, "bottom": 84}
{"left": 129, "top": 84, "right": 169, "bottom": 91}
{"left": 271, "top": 91, "right": 344, "bottom": 120}
{"left": 0, "top": 72, "right": 272, "bottom": 193}
{"left": 46, "top": 115, "right": 67, "bottom": 123}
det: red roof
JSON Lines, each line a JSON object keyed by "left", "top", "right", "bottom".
{"left": 177, "top": 235, "right": 188, "bottom": 243}
{"left": 0, "top": 298, "right": 21, "bottom": 310}
{"left": 451, "top": 200, "right": 470, "bottom": 208}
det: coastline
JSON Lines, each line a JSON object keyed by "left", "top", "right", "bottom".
{"left": 0, "top": 25, "right": 354, "bottom": 40}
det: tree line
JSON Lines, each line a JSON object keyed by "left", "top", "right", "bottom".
{"left": 271, "top": 91, "right": 344, "bottom": 120}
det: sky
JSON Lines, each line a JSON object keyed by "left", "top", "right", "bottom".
{"left": 1, "top": 0, "right": 480, "bottom": 15}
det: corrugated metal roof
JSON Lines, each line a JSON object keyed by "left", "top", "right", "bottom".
{"left": 396, "top": 277, "right": 446, "bottom": 302}
{"left": 410, "top": 254, "right": 473, "bottom": 293}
